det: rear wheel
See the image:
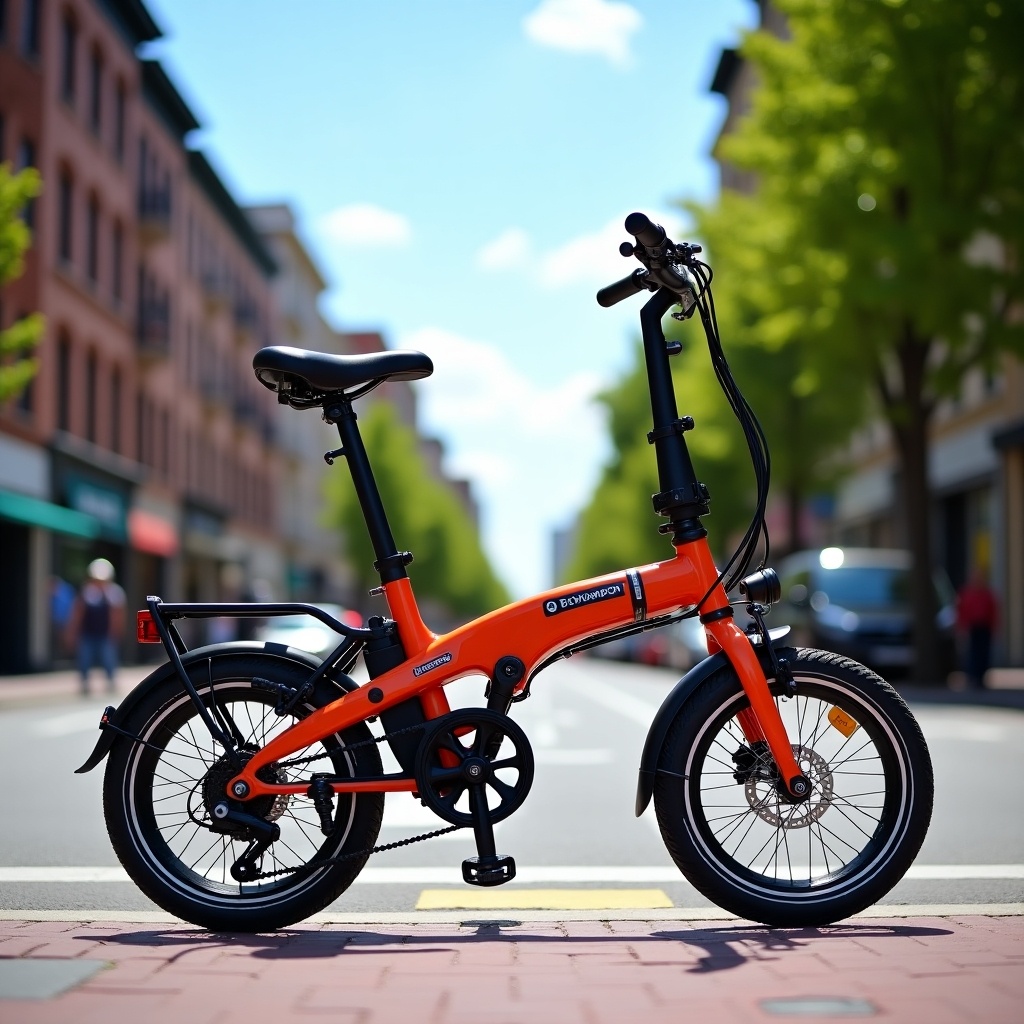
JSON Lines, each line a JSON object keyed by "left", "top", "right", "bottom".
{"left": 103, "top": 654, "right": 384, "bottom": 931}
{"left": 654, "top": 648, "right": 932, "bottom": 926}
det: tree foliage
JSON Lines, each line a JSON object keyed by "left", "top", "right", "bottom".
{"left": 326, "top": 400, "right": 509, "bottom": 622}
{"left": 0, "top": 164, "right": 44, "bottom": 401}
{"left": 706, "top": 0, "right": 1024, "bottom": 679}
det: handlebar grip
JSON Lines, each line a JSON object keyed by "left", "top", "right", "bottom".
{"left": 624, "top": 211, "right": 666, "bottom": 249}
{"left": 596, "top": 268, "right": 648, "bottom": 308}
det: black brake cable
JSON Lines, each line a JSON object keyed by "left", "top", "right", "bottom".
{"left": 684, "top": 259, "right": 772, "bottom": 610}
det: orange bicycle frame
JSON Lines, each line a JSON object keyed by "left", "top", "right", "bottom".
{"left": 226, "top": 535, "right": 803, "bottom": 801}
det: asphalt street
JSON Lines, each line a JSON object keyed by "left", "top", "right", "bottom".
{"left": 1, "top": 657, "right": 1022, "bottom": 918}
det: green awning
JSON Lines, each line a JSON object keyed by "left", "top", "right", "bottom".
{"left": 0, "top": 489, "right": 100, "bottom": 539}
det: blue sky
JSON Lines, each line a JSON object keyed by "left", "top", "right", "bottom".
{"left": 143, "top": 0, "right": 758, "bottom": 598}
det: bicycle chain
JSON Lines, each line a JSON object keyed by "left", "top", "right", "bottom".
{"left": 248, "top": 821, "right": 470, "bottom": 880}
{"left": 245, "top": 717, "right": 471, "bottom": 880}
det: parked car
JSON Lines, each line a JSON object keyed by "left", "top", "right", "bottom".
{"left": 773, "top": 547, "right": 956, "bottom": 676}
{"left": 255, "top": 603, "right": 362, "bottom": 658}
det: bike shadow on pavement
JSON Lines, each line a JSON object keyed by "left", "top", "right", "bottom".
{"left": 79, "top": 921, "right": 953, "bottom": 974}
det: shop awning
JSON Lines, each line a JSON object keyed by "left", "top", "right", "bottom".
{"left": 128, "top": 508, "right": 179, "bottom": 557}
{"left": 0, "top": 489, "right": 100, "bottom": 538}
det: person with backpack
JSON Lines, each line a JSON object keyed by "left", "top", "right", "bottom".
{"left": 67, "top": 558, "right": 126, "bottom": 696}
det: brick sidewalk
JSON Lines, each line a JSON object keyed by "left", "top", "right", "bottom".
{"left": 0, "top": 915, "right": 1021, "bottom": 1023}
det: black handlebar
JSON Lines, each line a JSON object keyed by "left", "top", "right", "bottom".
{"left": 596, "top": 268, "right": 649, "bottom": 308}
{"left": 624, "top": 211, "right": 666, "bottom": 250}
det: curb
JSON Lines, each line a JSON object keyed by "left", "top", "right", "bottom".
{"left": 1, "top": 903, "right": 1021, "bottom": 926}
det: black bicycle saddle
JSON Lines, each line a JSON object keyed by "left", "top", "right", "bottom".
{"left": 253, "top": 346, "right": 433, "bottom": 406}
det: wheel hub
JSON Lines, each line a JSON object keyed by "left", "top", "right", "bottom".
{"left": 201, "top": 750, "right": 290, "bottom": 831}
{"left": 744, "top": 745, "right": 833, "bottom": 828}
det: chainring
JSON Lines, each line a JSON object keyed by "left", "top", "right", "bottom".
{"left": 413, "top": 708, "right": 534, "bottom": 827}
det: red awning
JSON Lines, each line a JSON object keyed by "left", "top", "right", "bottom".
{"left": 128, "top": 508, "right": 178, "bottom": 557}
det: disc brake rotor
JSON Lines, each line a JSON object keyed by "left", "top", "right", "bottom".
{"left": 744, "top": 744, "right": 834, "bottom": 828}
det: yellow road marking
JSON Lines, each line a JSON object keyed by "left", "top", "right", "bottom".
{"left": 415, "top": 889, "right": 673, "bottom": 910}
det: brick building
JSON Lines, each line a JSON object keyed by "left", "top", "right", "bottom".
{"left": 0, "top": 0, "right": 292, "bottom": 671}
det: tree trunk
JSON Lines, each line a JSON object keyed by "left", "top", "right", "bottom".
{"left": 883, "top": 324, "right": 939, "bottom": 683}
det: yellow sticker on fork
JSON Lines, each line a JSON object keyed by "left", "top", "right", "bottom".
{"left": 828, "top": 706, "right": 859, "bottom": 737}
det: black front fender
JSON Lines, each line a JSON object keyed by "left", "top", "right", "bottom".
{"left": 74, "top": 641, "right": 356, "bottom": 774}
{"left": 634, "top": 626, "right": 790, "bottom": 816}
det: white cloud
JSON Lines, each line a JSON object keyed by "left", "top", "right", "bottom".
{"left": 401, "top": 326, "right": 607, "bottom": 596}
{"left": 477, "top": 227, "right": 532, "bottom": 271}
{"left": 538, "top": 210, "right": 685, "bottom": 289}
{"left": 523, "top": 0, "right": 643, "bottom": 69}
{"left": 318, "top": 203, "right": 411, "bottom": 247}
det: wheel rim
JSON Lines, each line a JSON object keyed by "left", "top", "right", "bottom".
{"left": 124, "top": 682, "right": 361, "bottom": 907}
{"left": 683, "top": 677, "right": 911, "bottom": 898}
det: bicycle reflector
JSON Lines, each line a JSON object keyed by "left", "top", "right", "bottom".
{"left": 136, "top": 610, "right": 162, "bottom": 643}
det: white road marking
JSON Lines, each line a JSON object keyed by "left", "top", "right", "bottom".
{"left": 2, "top": 864, "right": 1021, "bottom": 884}
{"left": 917, "top": 721, "right": 1007, "bottom": 743}
{"left": 559, "top": 675, "right": 660, "bottom": 728}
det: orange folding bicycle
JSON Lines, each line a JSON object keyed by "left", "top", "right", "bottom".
{"left": 78, "top": 213, "right": 933, "bottom": 931}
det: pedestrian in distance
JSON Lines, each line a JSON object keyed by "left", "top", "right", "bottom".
{"left": 66, "top": 558, "right": 126, "bottom": 696}
{"left": 956, "top": 568, "right": 998, "bottom": 690}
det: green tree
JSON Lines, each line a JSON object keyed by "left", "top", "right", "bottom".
{"left": 687, "top": 192, "right": 868, "bottom": 552}
{"left": 708, "top": 0, "right": 1024, "bottom": 680}
{"left": 325, "top": 400, "right": 509, "bottom": 622}
{"left": 0, "top": 164, "right": 44, "bottom": 400}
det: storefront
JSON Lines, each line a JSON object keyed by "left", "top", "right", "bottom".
{"left": 0, "top": 488, "right": 100, "bottom": 673}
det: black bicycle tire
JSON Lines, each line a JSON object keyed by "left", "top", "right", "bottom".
{"left": 103, "top": 653, "right": 384, "bottom": 931}
{"left": 653, "top": 647, "right": 933, "bottom": 926}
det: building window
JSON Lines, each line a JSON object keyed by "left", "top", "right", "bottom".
{"left": 161, "top": 408, "right": 170, "bottom": 478}
{"left": 60, "top": 11, "right": 77, "bottom": 105}
{"left": 21, "top": 0, "right": 40, "bottom": 58}
{"left": 89, "top": 46, "right": 103, "bottom": 134}
{"left": 86, "top": 194, "right": 99, "bottom": 283}
{"left": 16, "top": 138, "right": 36, "bottom": 228}
{"left": 85, "top": 350, "right": 97, "bottom": 443}
{"left": 12, "top": 307, "right": 33, "bottom": 416}
{"left": 58, "top": 169, "right": 73, "bottom": 264}
{"left": 136, "top": 391, "right": 145, "bottom": 463}
{"left": 114, "top": 79, "right": 125, "bottom": 162}
{"left": 0, "top": 0, "right": 7, "bottom": 42}
{"left": 112, "top": 219, "right": 123, "bottom": 304}
{"left": 111, "top": 366, "right": 121, "bottom": 454}
{"left": 57, "top": 331, "right": 71, "bottom": 432}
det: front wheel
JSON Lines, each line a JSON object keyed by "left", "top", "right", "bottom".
{"left": 654, "top": 648, "right": 933, "bottom": 926}
{"left": 103, "top": 653, "right": 384, "bottom": 931}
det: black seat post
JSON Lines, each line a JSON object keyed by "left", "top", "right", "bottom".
{"left": 324, "top": 398, "right": 408, "bottom": 583}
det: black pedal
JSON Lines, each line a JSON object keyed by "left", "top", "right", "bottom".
{"left": 462, "top": 855, "right": 516, "bottom": 887}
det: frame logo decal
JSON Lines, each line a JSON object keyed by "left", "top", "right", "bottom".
{"left": 543, "top": 582, "right": 625, "bottom": 616}
{"left": 413, "top": 652, "right": 453, "bottom": 677}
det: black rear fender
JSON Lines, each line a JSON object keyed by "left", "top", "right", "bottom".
{"left": 74, "top": 641, "right": 357, "bottom": 774}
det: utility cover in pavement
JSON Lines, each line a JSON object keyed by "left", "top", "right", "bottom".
{"left": 760, "top": 997, "right": 878, "bottom": 1017}
{"left": 0, "top": 959, "right": 108, "bottom": 999}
